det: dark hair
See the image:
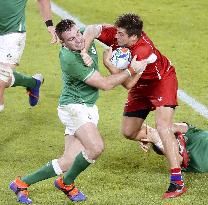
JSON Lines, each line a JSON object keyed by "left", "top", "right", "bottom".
{"left": 115, "top": 13, "right": 143, "bottom": 37}
{"left": 55, "top": 19, "right": 75, "bottom": 40}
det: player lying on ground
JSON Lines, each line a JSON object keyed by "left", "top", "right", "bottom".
{"left": 138, "top": 122, "right": 208, "bottom": 173}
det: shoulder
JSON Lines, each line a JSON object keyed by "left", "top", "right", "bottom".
{"left": 101, "top": 24, "right": 117, "bottom": 32}
{"left": 132, "top": 45, "right": 153, "bottom": 60}
{"left": 99, "top": 25, "right": 117, "bottom": 36}
{"left": 97, "top": 25, "right": 117, "bottom": 45}
{"left": 131, "top": 32, "right": 154, "bottom": 60}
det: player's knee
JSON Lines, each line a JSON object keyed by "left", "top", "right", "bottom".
{"left": 93, "top": 142, "right": 105, "bottom": 157}
{"left": 0, "top": 65, "right": 14, "bottom": 87}
{"left": 88, "top": 141, "right": 104, "bottom": 159}
{"left": 0, "top": 80, "right": 5, "bottom": 87}
{"left": 122, "top": 127, "right": 137, "bottom": 140}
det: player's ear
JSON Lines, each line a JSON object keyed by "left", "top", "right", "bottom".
{"left": 60, "top": 40, "right": 65, "bottom": 46}
{"left": 131, "top": 34, "right": 138, "bottom": 41}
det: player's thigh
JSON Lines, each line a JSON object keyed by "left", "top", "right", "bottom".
{"left": 122, "top": 108, "right": 150, "bottom": 138}
{"left": 0, "top": 32, "right": 26, "bottom": 66}
{"left": 122, "top": 116, "right": 144, "bottom": 137}
{"left": 123, "top": 88, "right": 151, "bottom": 137}
{"left": 57, "top": 104, "right": 99, "bottom": 136}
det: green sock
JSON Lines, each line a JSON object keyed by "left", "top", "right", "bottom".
{"left": 21, "top": 161, "right": 57, "bottom": 185}
{"left": 63, "top": 152, "right": 91, "bottom": 185}
{"left": 12, "top": 70, "right": 36, "bottom": 89}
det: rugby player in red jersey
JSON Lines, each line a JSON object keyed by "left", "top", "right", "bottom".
{"left": 82, "top": 13, "right": 186, "bottom": 199}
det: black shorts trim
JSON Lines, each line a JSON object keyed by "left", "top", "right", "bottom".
{"left": 164, "top": 105, "right": 177, "bottom": 109}
{"left": 123, "top": 105, "right": 176, "bottom": 119}
{"left": 123, "top": 109, "right": 150, "bottom": 120}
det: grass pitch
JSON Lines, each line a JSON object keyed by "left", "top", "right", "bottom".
{"left": 1, "top": 0, "right": 208, "bottom": 204}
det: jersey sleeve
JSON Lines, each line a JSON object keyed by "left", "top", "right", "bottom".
{"left": 97, "top": 25, "right": 117, "bottom": 46}
{"left": 60, "top": 49, "right": 95, "bottom": 82}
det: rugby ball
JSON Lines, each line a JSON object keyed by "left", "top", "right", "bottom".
{"left": 110, "top": 47, "right": 132, "bottom": 69}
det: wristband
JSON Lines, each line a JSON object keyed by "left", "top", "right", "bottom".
{"left": 45, "top": 20, "right": 53, "bottom": 27}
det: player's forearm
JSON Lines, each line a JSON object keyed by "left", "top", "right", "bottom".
{"left": 103, "top": 59, "right": 121, "bottom": 74}
{"left": 37, "top": 0, "right": 52, "bottom": 22}
{"left": 105, "top": 63, "right": 141, "bottom": 90}
{"left": 102, "top": 70, "right": 130, "bottom": 91}
{"left": 104, "top": 57, "right": 143, "bottom": 90}
{"left": 103, "top": 58, "right": 132, "bottom": 90}
{"left": 83, "top": 25, "right": 101, "bottom": 53}
{"left": 122, "top": 73, "right": 142, "bottom": 90}
{"left": 86, "top": 69, "right": 129, "bottom": 91}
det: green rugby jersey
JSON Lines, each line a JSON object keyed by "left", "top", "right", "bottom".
{"left": 183, "top": 126, "right": 208, "bottom": 173}
{"left": 58, "top": 41, "right": 99, "bottom": 107}
{"left": 0, "top": 0, "right": 27, "bottom": 35}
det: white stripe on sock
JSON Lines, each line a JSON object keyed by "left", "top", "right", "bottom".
{"left": 82, "top": 151, "right": 95, "bottom": 164}
{"left": 52, "top": 159, "right": 63, "bottom": 175}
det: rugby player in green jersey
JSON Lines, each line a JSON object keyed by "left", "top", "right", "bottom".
{"left": 138, "top": 122, "right": 208, "bottom": 173}
{"left": 0, "top": 0, "right": 57, "bottom": 111}
{"left": 9, "top": 19, "right": 147, "bottom": 204}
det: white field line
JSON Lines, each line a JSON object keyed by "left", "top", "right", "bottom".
{"left": 178, "top": 90, "right": 208, "bottom": 119}
{"left": 51, "top": 1, "right": 208, "bottom": 119}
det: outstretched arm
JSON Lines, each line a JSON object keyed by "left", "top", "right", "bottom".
{"left": 37, "top": 0, "right": 58, "bottom": 44}
{"left": 85, "top": 58, "right": 147, "bottom": 91}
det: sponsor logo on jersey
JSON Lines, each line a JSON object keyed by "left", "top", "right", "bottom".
{"left": 158, "top": 97, "right": 163, "bottom": 101}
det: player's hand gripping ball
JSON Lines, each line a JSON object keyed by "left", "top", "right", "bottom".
{"left": 110, "top": 47, "right": 132, "bottom": 69}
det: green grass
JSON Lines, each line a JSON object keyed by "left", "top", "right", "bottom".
{"left": 1, "top": 0, "right": 208, "bottom": 204}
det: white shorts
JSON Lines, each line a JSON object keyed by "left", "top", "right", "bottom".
{"left": 57, "top": 104, "right": 99, "bottom": 136}
{"left": 0, "top": 32, "right": 26, "bottom": 65}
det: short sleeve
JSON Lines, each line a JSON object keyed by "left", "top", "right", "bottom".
{"left": 97, "top": 25, "right": 117, "bottom": 46}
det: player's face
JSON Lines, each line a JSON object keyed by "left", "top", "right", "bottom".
{"left": 116, "top": 27, "right": 137, "bottom": 47}
{"left": 61, "top": 25, "right": 85, "bottom": 51}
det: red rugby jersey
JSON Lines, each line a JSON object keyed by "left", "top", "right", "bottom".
{"left": 97, "top": 26, "right": 172, "bottom": 80}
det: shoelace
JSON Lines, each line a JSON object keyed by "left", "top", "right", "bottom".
{"left": 27, "top": 90, "right": 39, "bottom": 99}
{"left": 18, "top": 190, "right": 29, "bottom": 197}
{"left": 68, "top": 187, "right": 79, "bottom": 197}
{"left": 58, "top": 178, "right": 79, "bottom": 197}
